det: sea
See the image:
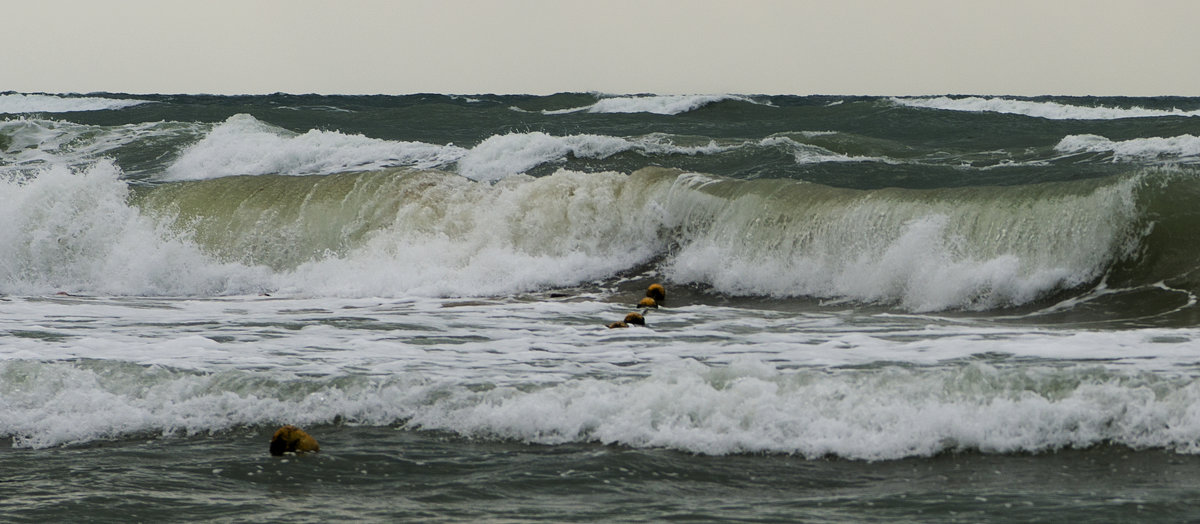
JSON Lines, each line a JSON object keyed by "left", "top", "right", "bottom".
{"left": 4, "top": 91, "right": 1200, "bottom": 522}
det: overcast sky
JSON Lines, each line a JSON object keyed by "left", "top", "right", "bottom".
{"left": 5, "top": 0, "right": 1198, "bottom": 96}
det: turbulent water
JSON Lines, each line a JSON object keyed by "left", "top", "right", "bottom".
{"left": 5, "top": 91, "right": 1200, "bottom": 521}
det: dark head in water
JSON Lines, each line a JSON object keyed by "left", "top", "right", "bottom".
{"left": 270, "top": 425, "right": 320, "bottom": 456}
{"left": 607, "top": 311, "right": 647, "bottom": 328}
{"left": 646, "top": 283, "right": 665, "bottom": 303}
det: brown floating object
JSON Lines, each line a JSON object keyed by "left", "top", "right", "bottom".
{"left": 637, "top": 297, "right": 658, "bottom": 309}
{"left": 270, "top": 425, "right": 320, "bottom": 456}
{"left": 607, "top": 321, "right": 629, "bottom": 329}
{"left": 646, "top": 283, "right": 665, "bottom": 303}
{"left": 624, "top": 312, "right": 646, "bottom": 326}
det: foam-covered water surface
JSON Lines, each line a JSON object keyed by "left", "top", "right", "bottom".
{"left": 5, "top": 294, "right": 1200, "bottom": 457}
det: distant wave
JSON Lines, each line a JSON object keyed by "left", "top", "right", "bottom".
{"left": 893, "top": 96, "right": 1200, "bottom": 120}
{"left": 1055, "top": 134, "right": 1200, "bottom": 162}
{"left": 0, "top": 93, "right": 147, "bottom": 114}
{"left": 456, "top": 132, "right": 632, "bottom": 181}
{"left": 163, "top": 114, "right": 467, "bottom": 181}
{"left": 0, "top": 118, "right": 197, "bottom": 178}
{"left": 542, "top": 94, "right": 761, "bottom": 115}
{"left": 163, "top": 116, "right": 869, "bottom": 182}
{"left": 758, "top": 136, "right": 895, "bottom": 165}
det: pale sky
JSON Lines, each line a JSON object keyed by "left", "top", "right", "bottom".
{"left": 4, "top": 0, "right": 1199, "bottom": 96}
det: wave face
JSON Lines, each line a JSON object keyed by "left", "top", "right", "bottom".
{"left": 659, "top": 172, "right": 1147, "bottom": 311}
{"left": 9, "top": 159, "right": 1197, "bottom": 315}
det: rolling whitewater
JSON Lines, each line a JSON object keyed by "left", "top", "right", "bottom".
{"left": 4, "top": 91, "right": 1200, "bottom": 521}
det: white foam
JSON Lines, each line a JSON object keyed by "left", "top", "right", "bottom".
{"left": 403, "top": 358, "right": 1200, "bottom": 459}
{"left": 0, "top": 93, "right": 147, "bottom": 114}
{"left": 0, "top": 161, "right": 269, "bottom": 296}
{"left": 12, "top": 353, "right": 1200, "bottom": 459}
{"left": 0, "top": 359, "right": 412, "bottom": 449}
{"left": 894, "top": 96, "right": 1200, "bottom": 120}
{"left": 162, "top": 114, "right": 466, "bottom": 181}
{"left": 5, "top": 292, "right": 1200, "bottom": 455}
{"left": 543, "top": 94, "right": 759, "bottom": 115}
{"left": 1055, "top": 134, "right": 1200, "bottom": 162}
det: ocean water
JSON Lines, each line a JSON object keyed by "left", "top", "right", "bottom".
{"left": 4, "top": 91, "right": 1200, "bottom": 521}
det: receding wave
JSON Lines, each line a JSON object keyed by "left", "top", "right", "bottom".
{"left": 894, "top": 96, "right": 1200, "bottom": 120}
{"left": 0, "top": 93, "right": 147, "bottom": 114}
